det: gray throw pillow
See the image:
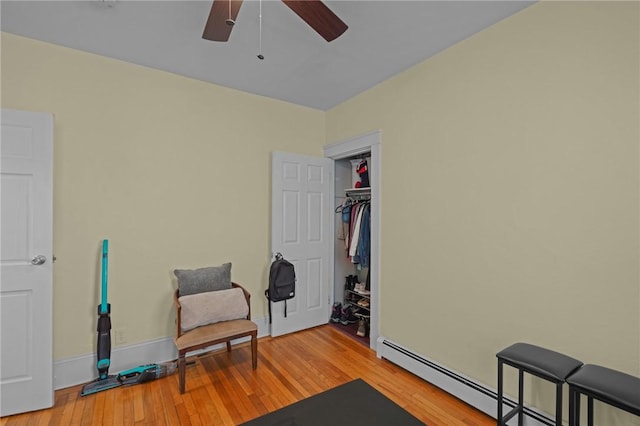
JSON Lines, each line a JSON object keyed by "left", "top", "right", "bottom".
{"left": 174, "top": 262, "right": 232, "bottom": 296}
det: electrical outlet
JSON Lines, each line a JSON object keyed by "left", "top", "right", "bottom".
{"left": 114, "top": 328, "right": 128, "bottom": 345}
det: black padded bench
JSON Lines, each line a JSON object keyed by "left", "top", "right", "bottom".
{"left": 497, "top": 342, "right": 583, "bottom": 426}
{"left": 567, "top": 364, "right": 640, "bottom": 426}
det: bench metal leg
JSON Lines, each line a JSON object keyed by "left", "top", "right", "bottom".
{"left": 555, "top": 382, "right": 563, "bottom": 426}
{"left": 569, "top": 387, "right": 580, "bottom": 426}
{"left": 497, "top": 360, "right": 521, "bottom": 425}
{"left": 497, "top": 363, "right": 527, "bottom": 426}
{"left": 498, "top": 360, "right": 504, "bottom": 425}
{"left": 587, "top": 397, "right": 593, "bottom": 426}
{"left": 518, "top": 369, "right": 524, "bottom": 426}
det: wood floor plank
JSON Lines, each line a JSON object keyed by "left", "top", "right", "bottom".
{"left": 1, "top": 325, "right": 494, "bottom": 426}
{"left": 205, "top": 357, "right": 259, "bottom": 424}
{"left": 68, "top": 392, "right": 86, "bottom": 426}
{"left": 120, "top": 387, "right": 134, "bottom": 424}
{"left": 110, "top": 386, "right": 124, "bottom": 426}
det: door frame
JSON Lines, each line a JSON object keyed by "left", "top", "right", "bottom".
{"left": 324, "top": 130, "right": 381, "bottom": 350}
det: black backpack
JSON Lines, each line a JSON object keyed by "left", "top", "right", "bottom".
{"left": 265, "top": 253, "right": 296, "bottom": 323}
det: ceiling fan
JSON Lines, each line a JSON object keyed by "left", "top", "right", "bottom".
{"left": 202, "top": 0, "right": 348, "bottom": 43}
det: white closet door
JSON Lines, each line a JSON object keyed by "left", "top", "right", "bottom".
{"left": 271, "top": 152, "right": 332, "bottom": 337}
{"left": 1, "top": 109, "right": 54, "bottom": 416}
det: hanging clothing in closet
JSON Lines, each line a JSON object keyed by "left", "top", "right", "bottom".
{"left": 336, "top": 198, "right": 352, "bottom": 246}
{"left": 335, "top": 197, "right": 370, "bottom": 269}
{"left": 347, "top": 201, "right": 370, "bottom": 268}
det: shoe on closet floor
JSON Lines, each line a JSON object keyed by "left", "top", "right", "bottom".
{"left": 355, "top": 312, "right": 370, "bottom": 337}
{"left": 340, "top": 305, "right": 358, "bottom": 325}
{"left": 357, "top": 318, "right": 369, "bottom": 337}
{"left": 348, "top": 275, "right": 359, "bottom": 291}
{"left": 330, "top": 302, "right": 342, "bottom": 323}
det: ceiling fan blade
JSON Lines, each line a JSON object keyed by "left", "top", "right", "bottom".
{"left": 281, "top": 1, "right": 348, "bottom": 42}
{"left": 202, "top": 0, "right": 244, "bottom": 42}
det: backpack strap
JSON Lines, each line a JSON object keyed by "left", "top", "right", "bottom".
{"left": 265, "top": 290, "right": 287, "bottom": 322}
{"left": 265, "top": 289, "right": 272, "bottom": 324}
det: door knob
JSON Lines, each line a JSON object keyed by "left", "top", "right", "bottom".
{"left": 31, "top": 255, "right": 47, "bottom": 265}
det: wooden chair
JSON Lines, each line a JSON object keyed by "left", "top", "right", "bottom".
{"left": 173, "top": 282, "right": 258, "bottom": 393}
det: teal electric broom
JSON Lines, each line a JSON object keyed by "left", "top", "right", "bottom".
{"left": 81, "top": 239, "right": 122, "bottom": 396}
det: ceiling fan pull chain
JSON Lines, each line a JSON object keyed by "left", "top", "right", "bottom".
{"left": 257, "top": 0, "right": 264, "bottom": 60}
{"left": 225, "top": 0, "right": 235, "bottom": 26}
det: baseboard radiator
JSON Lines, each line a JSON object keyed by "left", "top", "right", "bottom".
{"left": 376, "top": 337, "right": 555, "bottom": 426}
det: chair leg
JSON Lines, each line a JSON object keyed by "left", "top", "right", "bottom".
{"left": 251, "top": 333, "right": 258, "bottom": 370}
{"left": 178, "top": 353, "right": 186, "bottom": 394}
{"left": 226, "top": 341, "right": 232, "bottom": 352}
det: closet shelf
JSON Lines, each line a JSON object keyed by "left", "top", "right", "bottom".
{"left": 346, "top": 289, "right": 370, "bottom": 311}
{"left": 345, "top": 187, "right": 371, "bottom": 200}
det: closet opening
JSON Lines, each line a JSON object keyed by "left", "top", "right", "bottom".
{"left": 329, "top": 154, "right": 372, "bottom": 346}
{"left": 324, "top": 130, "right": 381, "bottom": 350}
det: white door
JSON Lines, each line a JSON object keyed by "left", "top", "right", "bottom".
{"left": 1, "top": 109, "right": 54, "bottom": 416}
{"left": 271, "top": 152, "right": 332, "bottom": 337}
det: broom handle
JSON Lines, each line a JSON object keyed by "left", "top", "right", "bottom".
{"left": 100, "top": 240, "right": 108, "bottom": 314}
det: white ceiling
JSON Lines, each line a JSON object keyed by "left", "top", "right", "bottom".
{"left": 1, "top": 0, "right": 534, "bottom": 110}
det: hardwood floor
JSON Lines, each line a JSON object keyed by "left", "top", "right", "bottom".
{"left": 1, "top": 325, "right": 495, "bottom": 425}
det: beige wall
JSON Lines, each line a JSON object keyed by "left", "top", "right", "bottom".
{"left": 2, "top": 1, "right": 639, "bottom": 423}
{"left": 327, "top": 1, "right": 639, "bottom": 423}
{"left": 1, "top": 33, "right": 325, "bottom": 359}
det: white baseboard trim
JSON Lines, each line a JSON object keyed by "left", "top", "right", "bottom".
{"left": 54, "top": 337, "right": 177, "bottom": 390}
{"left": 376, "top": 337, "right": 555, "bottom": 426}
{"left": 54, "top": 316, "right": 270, "bottom": 390}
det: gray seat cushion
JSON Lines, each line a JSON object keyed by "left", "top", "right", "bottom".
{"left": 497, "top": 342, "right": 583, "bottom": 382}
{"left": 567, "top": 364, "right": 640, "bottom": 414}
